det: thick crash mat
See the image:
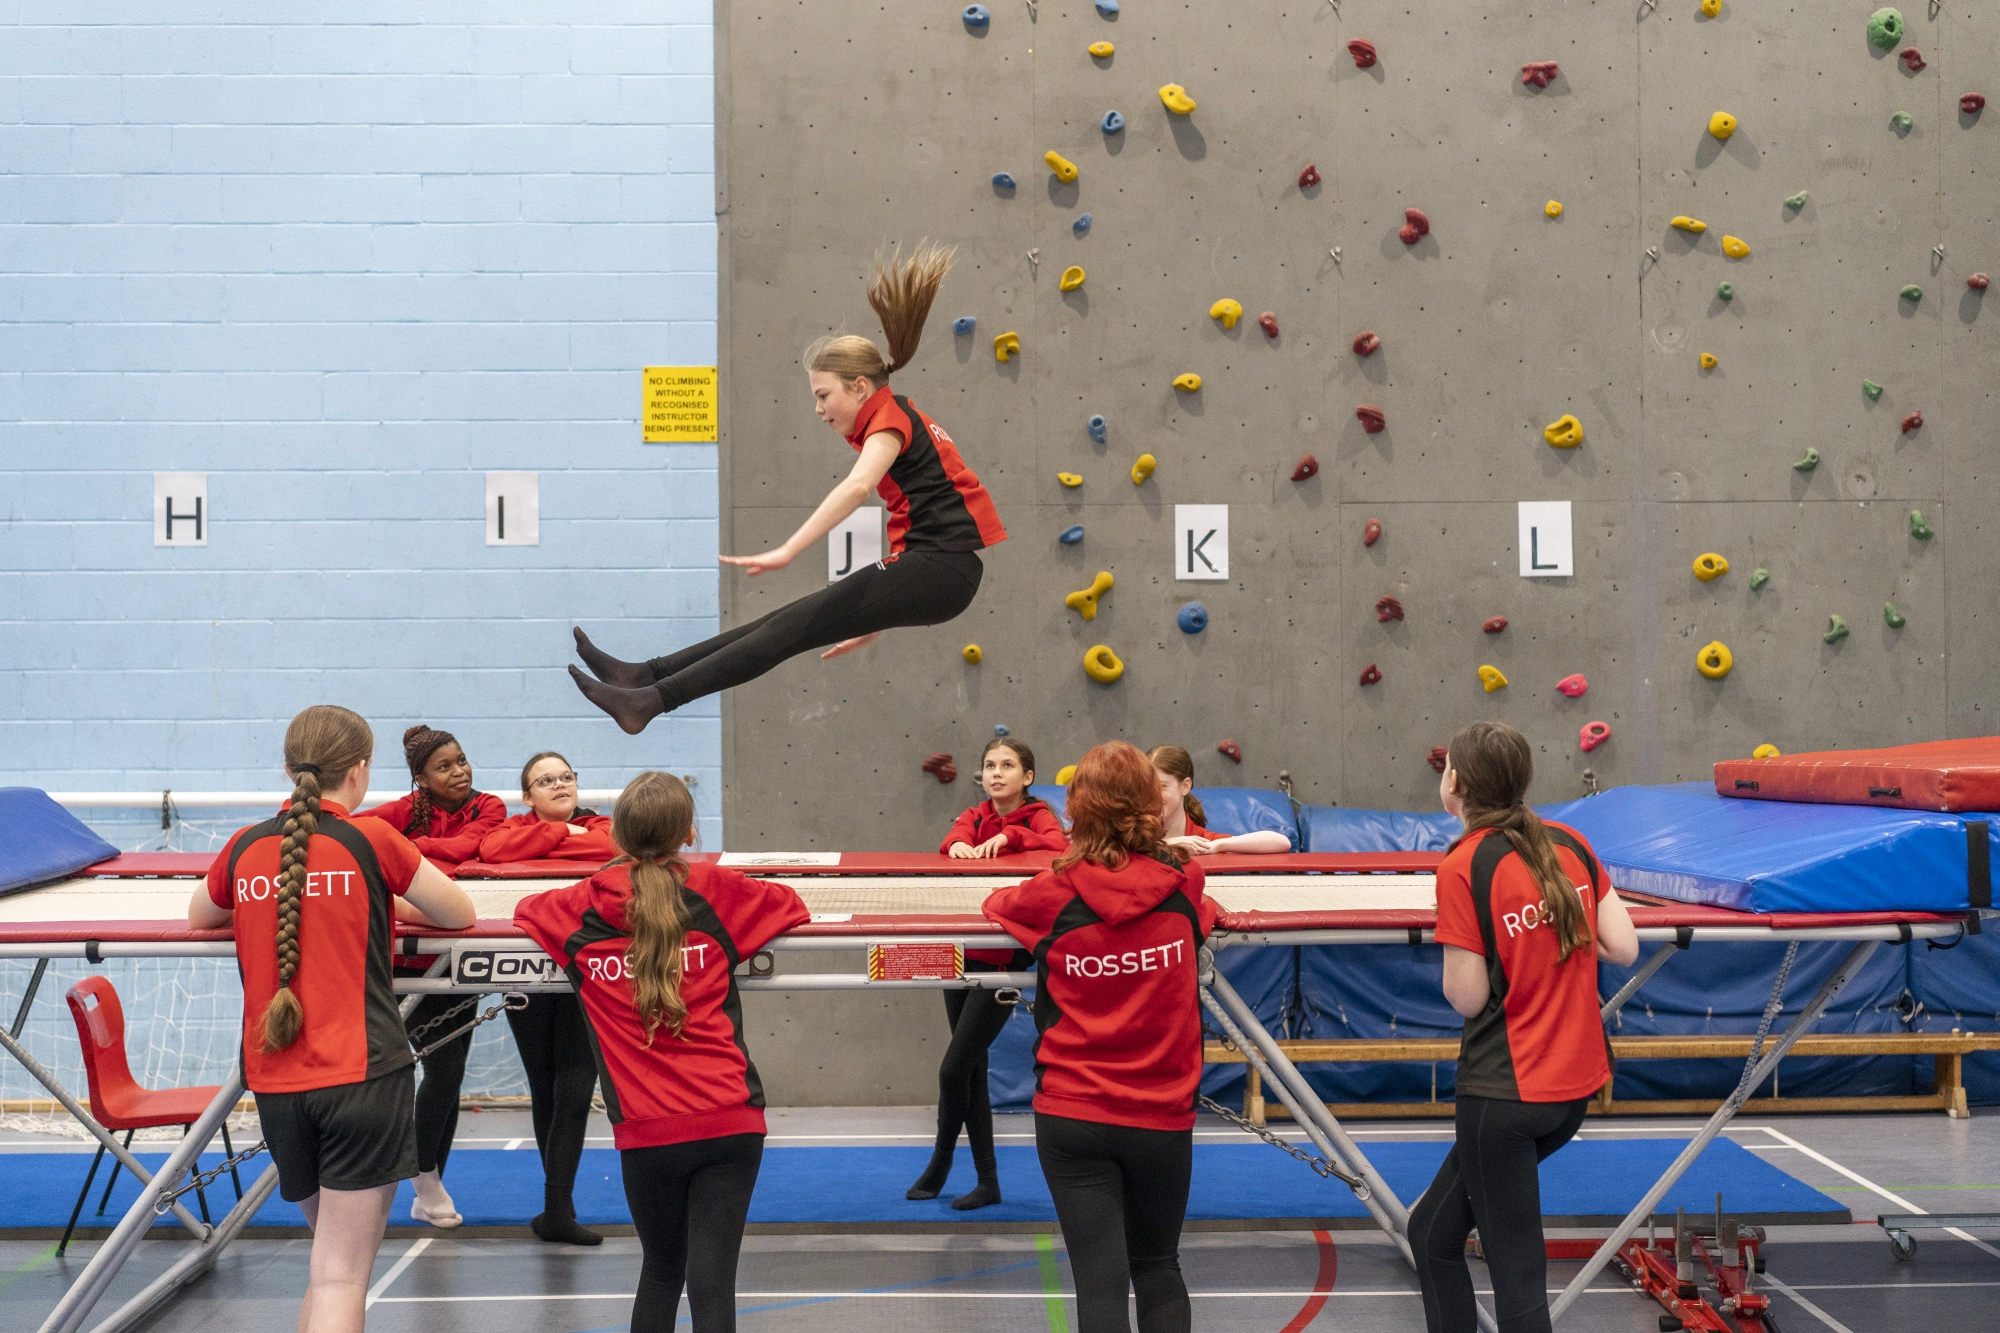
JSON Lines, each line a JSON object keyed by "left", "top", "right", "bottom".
{"left": 1716, "top": 736, "right": 2000, "bottom": 812}
{"left": 0, "top": 789, "right": 118, "bottom": 898}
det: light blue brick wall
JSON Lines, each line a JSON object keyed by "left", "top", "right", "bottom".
{"left": 0, "top": 5, "right": 724, "bottom": 850}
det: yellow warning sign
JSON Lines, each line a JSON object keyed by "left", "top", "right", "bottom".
{"left": 642, "top": 366, "right": 718, "bottom": 443}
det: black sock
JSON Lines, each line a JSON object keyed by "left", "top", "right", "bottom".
{"left": 951, "top": 1179, "right": 1001, "bottom": 1210}
{"left": 906, "top": 1147, "right": 954, "bottom": 1200}
{"left": 568, "top": 664, "right": 666, "bottom": 735}
{"left": 532, "top": 1211, "right": 603, "bottom": 1246}
{"left": 572, "top": 627, "right": 658, "bottom": 688}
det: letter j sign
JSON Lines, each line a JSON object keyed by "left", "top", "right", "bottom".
{"left": 1174, "top": 505, "right": 1229, "bottom": 581}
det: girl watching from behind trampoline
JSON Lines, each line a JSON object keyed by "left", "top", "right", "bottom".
{"left": 1147, "top": 745, "right": 1292, "bottom": 855}
{"left": 515, "top": 772, "right": 811, "bottom": 1333}
{"left": 1408, "top": 720, "right": 1639, "bottom": 1333}
{"left": 188, "top": 705, "right": 476, "bottom": 1333}
{"left": 908, "top": 738, "right": 1068, "bottom": 1211}
{"left": 982, "top": 741, "right": 1217, "bottom": 1333}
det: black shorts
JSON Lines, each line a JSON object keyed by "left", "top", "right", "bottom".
{"left": 258, "top": 1065, "right": 419, "bottom": 1202}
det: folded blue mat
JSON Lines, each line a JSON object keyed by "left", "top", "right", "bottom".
{"left": 0, "top": 788, "right": 118, "bottom": 897}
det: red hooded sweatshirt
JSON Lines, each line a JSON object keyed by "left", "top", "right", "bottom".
{"left": 982, "top": 852, "right": 1216, "bottom": 1131}
{"left": 513, "top": 861, "right": 810, "bottom": 1149}
{"left": 940, "top": 797, "right": 1070, "bottom": 856}
{"left": 355, "top": 790, "right": 507, "bottom": 872}
{"left": 479, "top": 812, "right": 615, "bottom": 864}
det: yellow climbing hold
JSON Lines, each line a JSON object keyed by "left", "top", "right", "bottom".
{"left": 1721, "top": 235, "right": 1750, "bottom": 259}
{"left": 1696, "top": 640, "right": 1734, "bottom": 679}
{"left": 1693, "top": 552, "right": 1730, "bottom": 581}
{"left": 1088, "top": 41, "right": 1114, "bottom": 57}
{"left": 962, "top": 644, "right": 983, "bottom": 664}
{"left": 1699, "top": 352, "right": 1718, "bottom": 370}
{"left": 1056, "top": 764, "right": 1077, "bottom": 785}
{"left": 1065, "top": 571, "right": 1115, "bottom": 621}
{"left": 1158, "top": 84, "right": 1197, "bottom": 115}
{"left": 1671, "top": 216, "right": 1708, "bottom": 234}
{"left": 1057, "top": 471, "right": 1083, "bottom": 488}
{"left": 1752, "top": 743, "right": 1782, "bottom": 759}
{"left": 1543, "top": 414, "right": 1584, "bottom": 449}
{"left": 1083, "top": 644, "right": 1125, "bottom": 684}
{"left": 1545, "top": 200, "right": 1563, "bottom": 218}
{"left": 1130, "top": 453, "right": 1157, "bottom": 485}
{"left": 1059, "top": 265, "right": 1086, "bottom": 292}
{"left": 1173, "top": 373, "right": 1202, "bottom": 392}
{"left": 1478, "top": 664, "right": 1509, "bottom": 693}
{"left": 1701, "top": 0, "right": 1721, "bottom": 15}
{"left": 1708, "top": 110, "right": 1737, "bottom": 140}
{"left": 994, "top": 331, "right": 1020, "bottom": 361}
{"left": 1209, "top": 298, "right": 1243, "bottom": 329}
{"left": 1045, "top": 150, "right": 1079, "bottom": 184}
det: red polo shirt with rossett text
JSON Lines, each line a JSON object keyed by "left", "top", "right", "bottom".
{"left": 846, "top": 387, "right": 1007, "bottom": 556}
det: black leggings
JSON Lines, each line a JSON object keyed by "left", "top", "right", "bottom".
{"left": 1035, "top": 1112, "right": 1193, "bottom": 1333}
{"left": 622, "top": 1133, "right": 764, "bottom": 1333}
{"left": 1409, "top": 1094, "right": 1591, "bottom": 1333}
{"left": 648, "top": 549, "right": 982, "bottom": 711}
{"left": 931, "top": 982, "right": 1014, "bottom": 1174}
{"left": 504, "top": 993, "right": 598, "bottom": 1217}
{"left": 406, "top": 993, "right": 473, "bottom": 1175}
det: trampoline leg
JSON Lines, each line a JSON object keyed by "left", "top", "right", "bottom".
{"left": 1600, "top": 937, "right": 1686, "bottom": 1023}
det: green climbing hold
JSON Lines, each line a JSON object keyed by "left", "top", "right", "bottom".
{"left": 1785, "top": 191, "right": 1808, "bottom": 210}
{"left": 1892, "top": 112, "right": 1913, "bottom": 133}
{"left": 1824, "top": 614, "right": 1850, "bottom": 644}
{"left": 1863, "top": 380, "right": 1883, "bottom": 400}
{"left": 1793, "top": 448, "right": 1820, "bottom": 471}
{"left": 1884, "top": 602, "right": 1906, "bottom": 628}
{"left": 1900, "top": 284, "right": 1922, "bottom": 302}
{"left": 1868, "top": 7, "right": 1904, "bottom": 50}
{"left": 1718, "top": 282, "right": 1734, "bottom": 301}
{"left": 1750, "top": 568, "right": 1770, "bottom": 591}
{"left": 1909, "top": 509, "right": 1933, "bottom": 539}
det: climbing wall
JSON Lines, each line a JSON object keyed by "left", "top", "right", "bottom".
{"left": 714, "top": 1, "right": 2000, "bottom": 851}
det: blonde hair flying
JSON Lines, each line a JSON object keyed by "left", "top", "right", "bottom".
{"left": 804, "top": 241, "right": 956, "bottom": 385}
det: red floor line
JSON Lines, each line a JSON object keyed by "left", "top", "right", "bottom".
{"left": 1277, "top": 1229, "right": 1338, "bottom": 1332}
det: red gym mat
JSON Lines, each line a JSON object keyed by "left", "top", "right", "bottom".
{"left": 1714, "top": 736, "right": 2000, "bottom": 813}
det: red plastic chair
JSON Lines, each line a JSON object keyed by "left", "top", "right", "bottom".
{"left": 61, "top": 976, "right": 241, "bottom": 1254}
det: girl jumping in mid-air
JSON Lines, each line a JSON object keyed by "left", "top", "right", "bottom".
{"left": 572, "top": 242, "right": 1006, "bottom": 734}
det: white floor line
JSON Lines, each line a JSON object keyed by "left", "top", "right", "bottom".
{"left": 372, "top": 1289, "right": 1636, "bottom": 1303}
{"left": 364, "top": 1237, "right": 430, "bottom": 1309}
{"left": 1785, "top": 1281, "right": 2000, "bottom": 1291}
{"left": 1756, "top": 1126, "right": 2000, "bottom": 1260}
{"left": 503, "top": 1138, "right": 526, "bottom": 1150}
{"left": 1761, "top": 1272, "right": 1859, "bottom": 1333}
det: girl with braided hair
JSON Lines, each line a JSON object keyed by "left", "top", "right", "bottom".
{"left": 570, "top": 242, "right": 1006, "bottom": 734}
{"left": 189, "top": 705, "right": 474, "bottom": 1332}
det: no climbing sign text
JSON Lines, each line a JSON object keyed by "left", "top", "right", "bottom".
{"left": 642, "top": 366, "right": 718, "bottom": 443}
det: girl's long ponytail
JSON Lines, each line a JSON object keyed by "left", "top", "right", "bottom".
{"left": 1444, "top": 720, "right": 1593, "bottom": 963}
{"left": 612, "top": 772, "right": 700, "bottom": 1044}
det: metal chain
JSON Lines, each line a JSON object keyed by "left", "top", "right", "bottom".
{"left": 411, "top": 993, "right": 530, "bottom": 1060}
{"left": 405, "top": 996, "right": 478, "bottom": 1047}
{"left": 1197, "top": 1094, "right": 1370, "bottom": 1198}
{"left": 155, "top": 1139, "right": 267, "bottom": 1215}
{"left": 1731, "top": 940, "right": 1800, "bottom": 1102}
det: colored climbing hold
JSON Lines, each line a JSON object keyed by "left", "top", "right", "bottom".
{"left": 1094, "top": 0, "right": 1117, "bottom": 12}
{"left": 1375, "top": 596, "right": 1405, "bottom": 623}
{"left": 1824, "top": 615, "right": 1850, "bottom": 644}
{"left": 1359, "top": 663, "right": 1382, "bottom": 686}
{"left": 1073, "top": 213, "right": 1092, "bottom": 236}
{"left": 1065, "top": 570, "right": 1115, "bottom": 621}
{"left": 1483, "top": 617, "right": 1508, "bottom": 634}
{"left": 1718, "top": 283, "right": 1734, "bottom": 301}
{"left": 1722, "top": 235, "right": 1750, "bottom": 259}
{"left": 1892, "top": 112, "right": 1914, "bottom": 133}
{"left": 1045, "top": 150, "right": 1079, "bottom": 184}
{"left": 1786, "top": 191, "right": 1808, "bottom": 210}
{"left": 1356, "top": 404, "right": 1387, "bottom": 434}
{"left": 1060, "top": 525, "right": 1084, "bottom": 545}
{"left": 1363, "top": 519, "right": 1382, "bottom": 547}
{"left": 1299, "top": 164, "right": 1321, "bottom": 190}
{"left": 1971, "top": 274, "right": 1991, "bottom": 291}
{"left": 1752, "top": 744, "right": 1781, "bottom": 760}
{"left": 994, "top": 725, "right": 1010, "bottom": 737}
{"left": 1398, "top": 208, "right": 1430, "bottom": 245}
{"left": 1579, "top": 721, "right": 1613, "bottom": 753}
{"left": 962, "top": 644, "right": 983, "bottom": 664}
{"left": 1543, "top": 414, "right": 1584, "bottom": 449}
{"left": 1557, "top": 674, "right": 1589, "bottom": 698}
{"left": 1088, "top": 41, "right": 1114, "bottom": 57}
{"left": 1158, "top": 84, "right": 1197, "bottom": 115}
{"left": 1910, "top": 509, "right": 1933, "bottom": 539}
{"left": 1428, "top": 746, "right": 1450, "bottom": 773}
{"left": 1290, "top": 455, "right": 1319, "bottom": 482}
{"left": 1258, "top": 312, "right": 1279, "bottom": 339}
{"left": 1209, "top": 298, "right": 1243, "bottom": 329}
{"left": 954, "top": 316, "right": 976, "bottom": 336}
{"left": 1671, "top": 216, "right": 1708, "bottom": 234}
{"left": 1700, "top": 353, "right": 1718, "bottom": 370}
{"left": 1130, "top": 454, "right": 1156, "bottom": 485}
{"left": 1057, "top": 471, "right": 1083, "bottom": 488}
{"left": 1963, "top": 94, "right": 1987, "bottom": 115}
{"left": 1901, "top": 47, "right": 1925, "bottom": 72}
{"left": 1696, "top": 641, "right": 1733, "bottom": 679}
{"left": 922, "top": 753, "right": 959, "bottom": 784}
{"left": 1708, "top": 111, "right": 1738, "bottom": 141}
{"left": 1862, "top": 380, "right": 1883, "bottom": 400}
{"left": 1545, "top": 200, "right": 1563, "bottom": 218}
{"left": 1900, "top": 284, "right": 1923, "bottom": 302}
{"left": 1101, "top": 109, "right": 1125, "bottom": 133}
{"left": 1868, "top": 8, "right": 1904, "bottom": 50}
{"left": 1217, "top": 739, "right": 1243, "bottom": 764}
{"left": 1173, "top": 373, "right": 1202, "bottom": 392}
{"left": 1885, "top": 602, "right": 1906, "bottom": 628}
{"left": 1348, "top": 39, "right": 1378, "bottom": 68}
{"left": 1750, "top": 568, "right": 1770, "bottom": 591}
{"left": 1083, "top": 644, "right": 1124, "bottom": 684}
{"left": 994, "top": 331, "right": 1020, "bottom": 361}
{"left": 1693, "top": 552, "right": 1730, "bottom": 581}
{"left": 1793, "top": 448, "right": 1820, "bottom": 471}
{"left": 1701, "top": 0, "right": 1721, "bottom": 15}
{"left": 993, "top": 172, "right": 1016, "bottom": 189}
{"left": 1353, "top": 331, "right": 1381, "bottom": 357}
{"left": 1478, "top": 665, "right": 1509, "bottom": 693}
{"left": 1177, "top": 602, "right": 1208, "bottom": 634}
{"left": 1901, "top": 410, "right": 1923, "bottom": 434}
{"left": 1521, "top": 61, "right": 1559, "bottom": 89}
{"left": 1056, "top": 764, "right": 1076, "bottom": 785}
{"left": 1059, "top": 265, "right": 1086, "bottom": 292}
{"left": 1087, "top": 414, "right": 1107, "bottom": 444}
{"left": 963, "top": 5, "right": 990, "bottom": 27}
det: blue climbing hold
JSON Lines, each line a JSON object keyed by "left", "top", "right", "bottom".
{"left": 962, "top": 4, "right": 989, "bottom": 25}
{"left": 992, "top": 172, "right": 1016, "bottom": 189}
{"left": 953, "top": 316, "right": 976, "bottom": 336}
{"left": 1060, "top": 525, "right": 1084, "bottom": 545}
{"left": 994, "top": 724, "right": 1010, "bottom": 736}
{"left": 1177, "top": 602, "right": 1208, "bottom": 634}
{"left": 1087, "top": 414, "right": 1107, "bottom": 443}
{"left": 1096, "top": 0, "right": 1118, "bottom": 14}
{"left": 1101, "top": 109, "right": 1125, "bottom": 134}
{"left": 1073, "top": 213, "right": 1092, "bottom": 236}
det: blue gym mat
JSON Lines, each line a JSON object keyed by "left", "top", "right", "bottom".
{"left": 0, "top": 1136, "right": 1846, "bottom": 1231}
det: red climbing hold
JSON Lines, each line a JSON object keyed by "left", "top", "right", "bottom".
{"left": 1901, "top": 48, "right": 1926, "bottom": 73}
{"left": 1356, "top": 404, "right": 1386, "bottom": 433}
{"left": 1290, "top": 454, "right": 1319, "bottom": 481}
{"left": 1347, "top": 38, "right": 1377, "bottom": 69}
{"left": 1521, "top": 61, "right": 1559, "bottom": 89}
{"left": 1374, "top": 595, "right": 1404, "bottom": 623}
{"left": 1483, "top": 616, "right": 1508, "bottom": 634}
{"left": 1963, "top": 94, "right": 1987, "bottom": 115}
{"left": 1970, "top": 273, "right": 1991, "bottom": 290}
{"left": 1299, "top": 164, "right": 1321, "bottom": 190}
{"left": 1398, "top": 207, "right": 1430, "bottom": 245}
{"left": 1358, "top": 663, "right": 1382, "bottom": 686}
{"left": 1579, "top": 721, "right": 1612, "bottom": 753}
{"left": 1352, "top": 330, "right": 1381, "bottom": 357}
{"left": 1428, "top": 745, "right": 1449, "bottom": 773}
{"left": 1259, "top": 311, "right": 1279, "bottom": 339}
{"left": 1363, "top": 519, "right": 1382, "bottom": 547}
{"left": 1901, "top": 410, "right": 1924, "bottom": 434}
{"left": 920, "top": 752, "right": 958, "bottom": 784}
{"left": 1556, "top": 673, "right": 1589, "bottom": 698}
{"left": 1217, "top": 739, "right": 1243, "bottom": 763}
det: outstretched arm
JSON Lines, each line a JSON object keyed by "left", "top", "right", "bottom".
{"left": 721, "top": 432, "right": 902, "bottom": 576}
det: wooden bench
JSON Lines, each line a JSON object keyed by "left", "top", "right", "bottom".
{"left": 1204, "top": 1031, "right": 2000, "bottom": 1125}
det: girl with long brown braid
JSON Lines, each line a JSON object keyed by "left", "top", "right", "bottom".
{"left": 189, "top": 705, "right": 474, "bottom": 1333}
{"left": 570, "top": 242, "right": 1007, "bottom": 734}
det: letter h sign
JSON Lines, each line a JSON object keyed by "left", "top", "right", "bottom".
{"left": 154, "top": 473, "right": 208, "bottom": 547}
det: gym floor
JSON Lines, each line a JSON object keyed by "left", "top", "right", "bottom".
{"left": 6, "top": 1106, "right": 1996, "bottom": 1332}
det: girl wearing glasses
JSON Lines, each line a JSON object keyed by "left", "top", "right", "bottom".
{"left": 477, "top": 752, "right": 616, "bottom": 864}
